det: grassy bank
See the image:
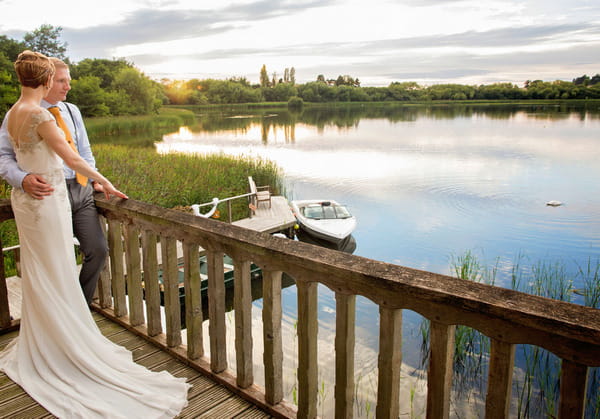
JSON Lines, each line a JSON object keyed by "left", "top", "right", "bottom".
{"left": 94, "top": 144, "right": 283, "bottom": 214}
{"left": 85, "top": 107, "right": 196, "bottom": 137}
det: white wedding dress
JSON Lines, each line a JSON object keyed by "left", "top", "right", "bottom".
{"left": 0, "top": 108, "right": 190, "bottom": 418}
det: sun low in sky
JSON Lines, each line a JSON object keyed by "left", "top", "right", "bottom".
{"left": 1, "top": 0, "right": 599, "bottom": 86}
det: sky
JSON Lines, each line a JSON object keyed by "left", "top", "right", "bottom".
{"left": 1, "top": 0, "right": 599, "bottom": 87}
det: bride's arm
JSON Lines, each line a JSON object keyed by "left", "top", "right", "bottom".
{"left": 37, "top": 120, "right": 128, "bottom": 200}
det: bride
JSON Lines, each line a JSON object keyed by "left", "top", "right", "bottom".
{"left": 0, "top": 51, "right": 189, "bottom": 418}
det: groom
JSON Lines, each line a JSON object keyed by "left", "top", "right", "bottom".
{"left": 0, "top": 57, "right": 108, "bottom": 305}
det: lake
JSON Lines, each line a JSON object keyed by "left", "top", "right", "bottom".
{"left": 154, "top": 103, "right": 600, "bottom": 417}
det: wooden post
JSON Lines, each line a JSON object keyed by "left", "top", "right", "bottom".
{"left": 161, "top": 235, "right": 182, "bottom": 347}
{"left": 124, "top": 223, "right": 144, "bottom": 326}
{"left": 335, "top": 292, "right": 356, "bottom": 418}
{"left": 262, "top": 268, "right": 283, "bottom": 404}
{"left": 486, "top": 339, "right": 515, "bottom": 419}
{"left": 107, "top": 218, "right": 127, "bottom": 317}
{"left": 427, "top": 321, "right": 456, "bottom": 419}
{"left": 559, "top": 360, "right": 588, "bottom": 419}
{"left": 376, "top": 307, "right": 402, "bottom": 419}
{"left": 142, "top": 230, "right": 162, "bottom": 337}
{"left": 233, "top": 257, "right": 253, "bottom": 387}
{"left": 97, "top": 217, "right": 112, "bottom": 308}
{"left": 207, "top": 249, "right": 227, "bottom": 372}
{"left": 183, "top": 241, "right": 203, "bottom": 359}
{"left": 297, "top": 280, "right": 318, "bottom": 418}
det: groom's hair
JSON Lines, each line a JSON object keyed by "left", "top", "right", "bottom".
{"left": 49, "top": 57, "right": 68, "bottom": 71}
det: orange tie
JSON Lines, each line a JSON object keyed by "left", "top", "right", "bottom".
{"left": 47, "top": 106, "right": 88, "bottom": 187}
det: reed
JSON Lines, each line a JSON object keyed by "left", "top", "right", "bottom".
{"left": 419, "top": 251, "right": 600, "bottom": 417}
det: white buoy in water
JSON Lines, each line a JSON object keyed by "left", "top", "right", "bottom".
{"left": 546, "top": 200, "right": 563, "bottom": 207}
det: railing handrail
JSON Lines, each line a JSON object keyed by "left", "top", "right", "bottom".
{"left": 193, "top": 191, "right": 255, "bottom": 208}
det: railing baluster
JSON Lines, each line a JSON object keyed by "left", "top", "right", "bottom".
{"left": 427, "top": 321, "right": 456, "bottom": 419}
{"left": 376, "top": 307, "right": 402, "bottom": 419}
{"left": 124, "top": 223, "right": 143, "bottom": 326}
{"left": 559, "top": 360, "right": 589, "bottom": 419}
{"left": 335, "top": 292, "right": 356, "bottom": 419}
{"left": 107, "top": 218, "right": 127, "bottom": 317}
{"left": 297, "top": 280, "right": 318, "bottom": 419}
{"left": 161, "top": 235, "right": 182, "bottom": 347}
{"left": 233, "top": 257, "right": 253, "bottom": 387}
{"left": 485, "top": 339, "right": 515, "bottom": 418}
{"left": 207, "top": 249, "right": 226, "bottom": 372}
{"left": 262, "top": 268, "right": 283, "bottom": 404}
{"left": 97, "top": 217, "right": 112, "bottom": 308}
{"left": 141, "top": 230, "right": 162, "bottom": 337}
{"left": 183, "top": 241, "right": 203, "bottom": 359}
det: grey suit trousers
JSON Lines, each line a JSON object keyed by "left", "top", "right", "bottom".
{"left": 66, "top": 180, "right": 108, "bottom": 305}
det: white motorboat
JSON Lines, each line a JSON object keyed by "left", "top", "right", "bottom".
{"left": 290, "top": 200, "right": 356, "bottom": 244}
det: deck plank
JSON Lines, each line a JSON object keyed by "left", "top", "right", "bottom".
{"left": 0, "top": 314, "right": 274, "bottom": 419}
{"left": 232, "top": 196, "right": 296, "bottom": 234}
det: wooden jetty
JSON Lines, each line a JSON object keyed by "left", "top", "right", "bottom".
{"left": 0, "top": 312, "right": 273, "bottom": 418}
{"left": 232, "top": 196, "right": 296, "bottom": 235}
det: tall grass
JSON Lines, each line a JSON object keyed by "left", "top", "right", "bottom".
{"left": 94, "top": 144, "right": 283, "bottom": 217}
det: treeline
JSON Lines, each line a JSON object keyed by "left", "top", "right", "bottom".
{"left": 163, "top": 73, "right": 600, "bottom": 106}
{"left": 0, "top": 26, "right": 165, "bottom": 118}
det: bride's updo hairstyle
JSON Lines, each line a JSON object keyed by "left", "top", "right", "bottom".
{"left": 14, "top": 50, "right": 55, "bottom": 88}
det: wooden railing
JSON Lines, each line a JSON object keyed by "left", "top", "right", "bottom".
{"left": 1, "top": 197, "right": 599, "bottom": 418}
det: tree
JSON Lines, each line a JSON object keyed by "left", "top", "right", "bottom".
{"left": 0, "top": 35, "right": 26, "bottom": 61}
{"left": 0, "top": 52, "right": 18, "bottom": 116}
{"left": 290, "top": 67, "right": 296, "bottom": 85}
{"left": 71, "top": 58, "right": 132, "bottom": 89}
{"left": 68, "top": 76, "right": 110, "bottom": 116}
{"left": 112, "top": 67, "right": 162, "bottom": 114}
{"left": 260, "top": 64, "right": 269, "bottom": 88}
{"left": 23, "top": 24, "right": 67, "bottom": 59}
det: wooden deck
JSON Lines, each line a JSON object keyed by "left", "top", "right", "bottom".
{"left": 0, "top": 312, "right": 273, "bottom": 419}
{"left": 232, "top": 196, "right": 296, "bottom": 235}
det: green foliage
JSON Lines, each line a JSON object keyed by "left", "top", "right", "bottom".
{"left": 287, "top": 96, "right": 304, "bottom": 110}
{"left": 71, "top": 58, "right": 132, "bottom": 88}
{"left": 0, "top": 53, "right": 18, "bottom": 116}
{"left": 69, "top": 59, "right": 165, "bottom": 117}
{"left": 23, "top": 24, "right": 67, "bottom": 59}
{"left": 0, "top": 35, "right": 26, "bottom": 62}
{"left": 112, "top": 67, "right": 162, "bottom": 114}
{"left": 69, "top": 76, "right": 111, "bottom": 116}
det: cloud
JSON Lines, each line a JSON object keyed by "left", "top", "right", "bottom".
{"left": 63, "top": 0, "right": 338, "bottom": 58}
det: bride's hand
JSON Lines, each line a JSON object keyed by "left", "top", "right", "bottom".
{"left": 100, "top": 181, "right": 128, "bottom": 200}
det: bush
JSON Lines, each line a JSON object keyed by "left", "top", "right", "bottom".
{"left": 287, "top": 96, "right": 304, "bottom": 110}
